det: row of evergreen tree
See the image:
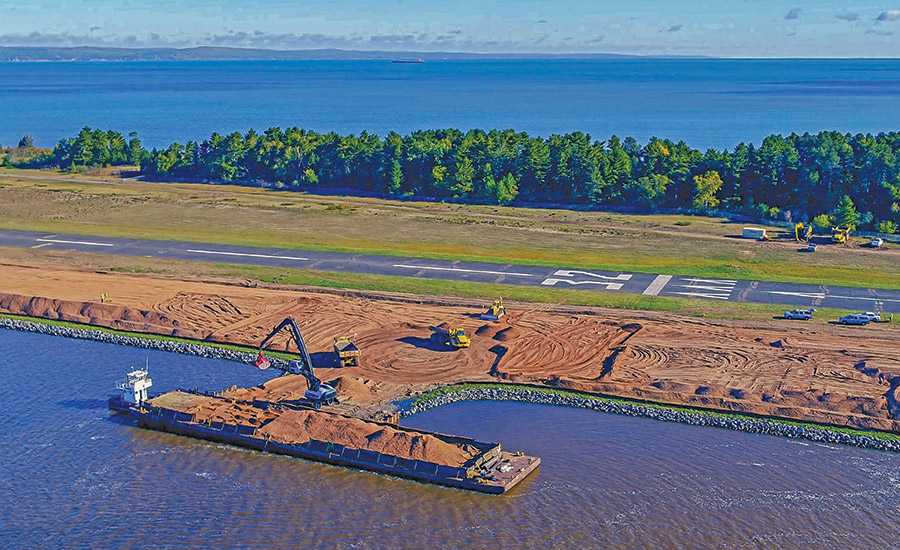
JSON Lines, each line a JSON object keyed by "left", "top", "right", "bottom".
{"left": 46, "top": 126, "right": 900, "bottom": 233}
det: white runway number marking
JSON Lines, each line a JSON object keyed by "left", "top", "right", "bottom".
{"left": 541, "top": 269, "right": 632, "bottom": 290}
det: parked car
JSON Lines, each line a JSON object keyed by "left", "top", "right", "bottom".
{"left": 839, "top": 314, "right": 870, "bottom": 326}
{"left": 856, "top": 312, "right": 882, "bottom": 322}
{"left": 784, "top": 309, "right": 815, "bottom": 320}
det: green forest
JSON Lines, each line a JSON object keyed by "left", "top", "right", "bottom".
{"left": 35, "top": 126, "right": 900, "bottom": 233}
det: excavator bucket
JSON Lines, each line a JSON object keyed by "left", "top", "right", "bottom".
{"left": 253, "top": 352, "right": 271, "bottom": 370}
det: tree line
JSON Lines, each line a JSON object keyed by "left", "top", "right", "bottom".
{"left": 42, "top": 126, "right": 900, "bottom": 233}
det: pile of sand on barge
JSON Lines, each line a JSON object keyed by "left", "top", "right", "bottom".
{"left": 147, "top": 392, "right": 480, "bottom": 468}
{"left": 257, "top": 409, "right": 479, "bottom": 467}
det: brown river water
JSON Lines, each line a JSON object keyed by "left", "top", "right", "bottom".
{"left": 2, "top": 330, "right": 898, "bottom": 549}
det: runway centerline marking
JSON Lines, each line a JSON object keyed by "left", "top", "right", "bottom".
{"left": 186, "top": 249, "right": 308, "bottom": 261}
{"left": 35, "top": 238, "right": 114, "bottom": 247}
{"left": 392, "top": 264, "right": 533, "bottom": 277}
{"left": 765, "top": 290, "right": 900, "bottom": 304}
{"left": 642, "top": 274, "right": 673, "bottom": 296}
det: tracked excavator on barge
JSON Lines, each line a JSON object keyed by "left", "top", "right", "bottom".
{"left": 254, "top": 316, "right": 338, "bottom": 409}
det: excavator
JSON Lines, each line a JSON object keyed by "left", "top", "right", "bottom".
{"left": 254, "top": 316, "right": 338, "bottom": 409}
{"left": 832, "top": 227, "right": 851, "bottom": 245}
{"left": 480, "top": 298, "right": 507, "bottom": 321}
{"left": 794, "top": 222, "right": 813, "bottom": 243}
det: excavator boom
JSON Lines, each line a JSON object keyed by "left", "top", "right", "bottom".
{"left": 258, "top": 317, "right": 321, "bottom": 392}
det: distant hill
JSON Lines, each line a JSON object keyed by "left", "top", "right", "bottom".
{"left": 0, "top": 46, "right": 706, "bottom": 62}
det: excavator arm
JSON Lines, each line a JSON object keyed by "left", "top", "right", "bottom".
{"left": 258, "top": 316, "right": 322, "bottom": 392}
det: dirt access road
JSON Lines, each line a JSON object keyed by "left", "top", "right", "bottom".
{"left": 2, "top": 263, "right": 899, "bottom": 432}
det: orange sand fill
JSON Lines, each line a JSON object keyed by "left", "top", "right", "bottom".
{"left": 257, "top": 409, "right": 479, "bottom": 466}
{"left": 3, "top": 263, "right": 900, "bottom": 431}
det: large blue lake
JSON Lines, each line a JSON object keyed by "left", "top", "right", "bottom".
{"left": 2, "top": 59, "right": 900, "bottom": 150}
{"left": 3, "top": 329, "right": 900, "bottom": 549}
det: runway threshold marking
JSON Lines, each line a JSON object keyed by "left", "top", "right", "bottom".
{"left": 642, "top": 275, "right": 673, "bottom": 296}
{"left": 35, "top": 238, "right": 114, "bottom": 247}
{"left": 669, "top": 277, "right": 736, "bottom": 300}
{"left": 30, "top": 243, "right": 52, "bottom": 249}
{"left": 392, "top": 264, "right": 533, "bottom": 277}
{"left": 668, "top": 291, "right": 731, "bottom": 300}
{"left": 186, "top": 249, "right": 309, "bottom": 261}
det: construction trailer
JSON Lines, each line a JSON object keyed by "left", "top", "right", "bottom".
{"left": 742, "top": 227, "right": 769, "bottom": 240}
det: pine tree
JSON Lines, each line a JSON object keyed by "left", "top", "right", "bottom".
{"left": 496, "top": 173, "right": 519, "bottom": 204}
{"left": 833, "top": 194, "right": 859, "bottom": 229}
{"left": 692, "top": 170, "right": 723, "bottom": 209}
{"left": 388, "top": 158, "right": 403, "bottom": 194}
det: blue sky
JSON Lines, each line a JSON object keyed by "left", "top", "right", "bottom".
{"left": 2, "top": 0, "right": 899, "bottom": 57}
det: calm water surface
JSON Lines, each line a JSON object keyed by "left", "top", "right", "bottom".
{"left": 2, "top": 59, "right": 900, "bottom": 149}
{"left": 3, "top": 329, "right": 899, "bottom": 549}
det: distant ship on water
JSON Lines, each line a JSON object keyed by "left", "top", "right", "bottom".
{"left": 391, "top": 58, "right": 425, "bottom": 64}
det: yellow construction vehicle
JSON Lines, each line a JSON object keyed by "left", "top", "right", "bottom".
{"left": 333, "top": 336, "right": 360, "bottom": 367}
{"left": 480, "top": 298, "right": 506, "bottom": 321}
{"left": 832, "top": 227, "right": 851, "bottom": 244}
{"left": 794, "top": 222, "right": 812, "bottom": 243}
{"left": 431, "top": 326, "right": 471, "bottom": 348}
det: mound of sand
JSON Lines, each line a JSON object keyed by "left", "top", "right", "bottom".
{"left": 493, "top": 326, "right": 522, "bottom": 341}
{"left": 328, "top": 376, "right": 375, "bottom": 401}
{"left": 257, "top": 409, "right": 479, "bottom": 466}
{"left": 475, "top": 323, "right": 502, "bottom": 338}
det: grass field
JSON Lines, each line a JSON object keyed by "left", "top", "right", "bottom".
{"left": 1, "top": 167, "right": 899, "bottom": 290}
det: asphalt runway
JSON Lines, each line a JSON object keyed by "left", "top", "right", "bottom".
{"left": 3, "top": 228, "right": 899, "bottom": 314}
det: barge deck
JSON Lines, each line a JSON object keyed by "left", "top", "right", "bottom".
{"left": 111, "top": 390, "right": 539, "bottom": 494}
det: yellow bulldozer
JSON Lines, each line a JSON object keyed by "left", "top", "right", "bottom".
{"left": 794, "top": 222, "right": 813, "bottom": 243}
{"left": 480, "top": 298, "right": 506, "bottom": 321}
{"left": 431, "top": 326, "right": 470, "bottom": 348}
{"left": 832, "top": 227, "right": 851, "bottom": 244}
